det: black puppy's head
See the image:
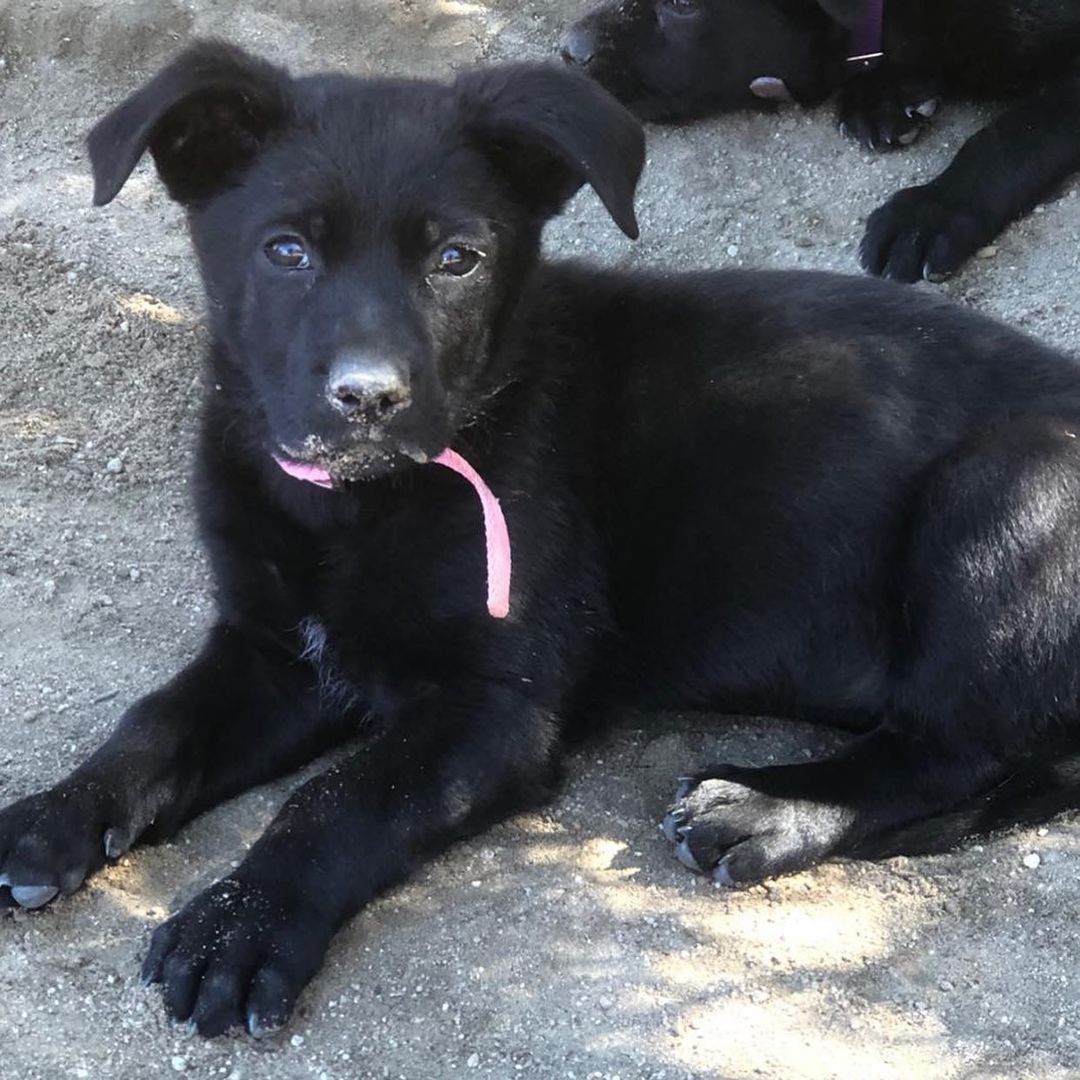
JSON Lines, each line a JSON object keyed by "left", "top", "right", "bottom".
{"left": 87, "top": 42, "right": 644, "bottom": 483}
{"left": 562, "top": 0, "right": 855, "bottom": 121}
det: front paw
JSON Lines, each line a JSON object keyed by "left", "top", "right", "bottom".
{"left": 839, "top": 72, "right": 938, "bottom": 150}
{"left": 860, "top": 184, "right": 993, "bottom": 283}
{"left": 0, "top": 783, "right": 133, "bottom": 910}
{"left": 662, "top": 766, "right": 850, "bottom": 887}
{"left": 143, "top": 876, "right": 331, "bottom": 1037}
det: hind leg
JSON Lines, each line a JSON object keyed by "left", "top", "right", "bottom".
{"left": 666, "top": 417, "right": 1080, "bottom": 884}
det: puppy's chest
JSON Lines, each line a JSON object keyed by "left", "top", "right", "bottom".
{"left": 284, "top": 519, "right": 487, "bottom": 702}
{"left": 296, "top": 614, "right": 366, "bottom": 711}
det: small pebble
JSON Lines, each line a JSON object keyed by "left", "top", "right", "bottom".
{"left": 467, "top": 1053, "right": 480, "bottom": 1068}
{"left": 726, "top": 244, "right": 739, "bottom": 257}
{"left": 1022, "top": 852, "right": 1041, "bottom": 869}
{"left": 976, "top": 245, "right": 998, "bottom": 259}
{"left": 106, "top": 457, "right": 124, "bottom": 474}
{"left": 170, "top": 1057, "right": 188, "bottom": 1073}
{"left": 290, "top": 1034, "right": 305, "bottom": 1048}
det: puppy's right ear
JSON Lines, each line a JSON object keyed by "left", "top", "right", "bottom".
{"left": 87, "top": 39, "right": 291, "bottom": 207}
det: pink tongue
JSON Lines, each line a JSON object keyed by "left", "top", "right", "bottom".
{"left": 270, "top": 449, "right": 511, "bottom": 619}
{"left": 271, "top": 454, "right": 335, "bottom": 489}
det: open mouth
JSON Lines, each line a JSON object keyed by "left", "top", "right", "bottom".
{"left": 273, "top": 437, "right": 431, "bottom": 486}
{"left": 272, "top": 453, "right": 336, "bottom": 488}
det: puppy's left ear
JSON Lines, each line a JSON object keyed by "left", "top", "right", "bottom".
{"left": 457, "top": 64, "right": 645, "bottom": 239}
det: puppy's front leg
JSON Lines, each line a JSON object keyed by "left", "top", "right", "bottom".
{"left": 0, "top": 624, "right": 348, "bottom": 911}
{"left": 861, "top": 72, "right": 1080, "bottom": 282}
{"left": 142, "top": 684, "right": 561, "bottom": 1037}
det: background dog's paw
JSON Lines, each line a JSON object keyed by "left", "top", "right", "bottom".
{"left": 143, "top": 877, "right": 330, "bottom": 1038}
{"left": 838, "top": 71, "right": 938, "bottom": 150}
{"left": 860, "top": 184, "right": 992, "bottom": 283}
{"left": 662, "top": 767, "right": 849, "bottom": 886}
{"left": 0, "top": 784, "right": 130, "bottom": 910}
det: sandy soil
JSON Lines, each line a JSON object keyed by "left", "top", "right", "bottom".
{"left": 2, "top": 2, "right": 1080, "bottom": 1078}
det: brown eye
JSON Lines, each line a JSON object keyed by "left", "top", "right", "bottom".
{"left": 264, "top": 235, "right": 311, "bottom": 270}
{"left": 436, "top": 244, "right": 482, "bottom": 277}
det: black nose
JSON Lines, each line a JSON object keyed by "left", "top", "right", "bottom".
{"left": 560, "top": 25, "right": 597, "bottom": 67}
{"left": 327, "top": 354, "right": 411, "bottom": 424}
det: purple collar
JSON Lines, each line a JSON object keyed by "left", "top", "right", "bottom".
{"left": 846, "top": 0, "right": 885, "bottom": 67}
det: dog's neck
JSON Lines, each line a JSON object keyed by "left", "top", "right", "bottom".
{"left": 846, "top": 0, "right": 885, "bottom": 67}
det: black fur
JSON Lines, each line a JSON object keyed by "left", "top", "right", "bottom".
{"left": 6, "top": 40, "right": 1080, "bottom": 1036}
{"left": 562, "top": 0, "right": 1080, "bottom": 282}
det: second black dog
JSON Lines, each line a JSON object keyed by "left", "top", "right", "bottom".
{"left": 563, "top": 0, "right": 1080, "bottom": 282}
{"left": 3, "top": 41, "right": 1080, "bottom": 1038}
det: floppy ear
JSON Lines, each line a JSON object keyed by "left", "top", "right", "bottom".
{"left": 86, "top": 39, "right": 291, "bottom": 207}
{"left": 455, "top": 64, "right": 645, "bottom": 239}
{"left": 814, "top": 0, "right": 866, "bottom": 29}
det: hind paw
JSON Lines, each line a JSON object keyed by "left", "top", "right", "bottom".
{"left": 661, "top": 766, "right": 852, "bottom": 886}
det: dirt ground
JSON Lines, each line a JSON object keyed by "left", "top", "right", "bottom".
{"left": 2, "top": 2, "right": 1080, "bottom": 1078}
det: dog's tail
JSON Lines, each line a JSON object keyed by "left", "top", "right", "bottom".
{"left": 849, "top": 755, "right": 1080, "bottom": 860}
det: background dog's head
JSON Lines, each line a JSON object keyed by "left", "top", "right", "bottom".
{"left": 562, "top": 0, "right": 858, "bottom": 121}
{"left": 86, "top": 41, "right": 644, "bottom": 483}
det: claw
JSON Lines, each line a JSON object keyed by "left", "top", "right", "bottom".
{"left": 675, "top": 836, "right": 702, "bottom": 873}
{"left": 103, "top": 827, "right": 129, "bottom": 861}
{"left": 897, "top": 128, "right": 920, "bottom": 146}
{"left": 11, "top": 884, "right": 59, "bottom": 909}
{"left": 662, "top": 809, "right": 686, "bottom": 844}
{"left": 246, "top": 1010, "right": 284, "bottom": 1040}
{"left": 713, "top": 860, "right": 738, "bottom": 888}
{"left": 904, "top": 98, "right": 939, "bottom": 119}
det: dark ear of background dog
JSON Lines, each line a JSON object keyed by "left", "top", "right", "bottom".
{"left": 562, "top": 0, "right": 1080, "bottom": 283}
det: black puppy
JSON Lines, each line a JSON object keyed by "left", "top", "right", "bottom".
{"left": 562, "top": 0, "right": 1080, "bottom": 282}
{"left": 5, "top": 40, "right": 1080, "bottom": 1038}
